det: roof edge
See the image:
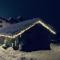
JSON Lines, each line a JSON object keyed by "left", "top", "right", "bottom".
{"left": 0, "top": 18, "right": 56, "bottom": 39}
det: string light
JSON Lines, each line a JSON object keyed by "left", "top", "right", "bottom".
{"left": 0, "top": 19, "right": 56, "bottom": 39}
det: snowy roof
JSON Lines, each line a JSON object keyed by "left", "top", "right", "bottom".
{"left": 0, "top": 16, "right": 30, "bottom": 23}
{"left": 0, "top": 18, "right": 56, "bottom": 39}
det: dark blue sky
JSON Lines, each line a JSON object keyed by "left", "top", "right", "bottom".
{"left": 0, "top": 0, "right": 59, "bottom": 32}
{"left": 0, "top": 0, "right": 53, "bottom": 16}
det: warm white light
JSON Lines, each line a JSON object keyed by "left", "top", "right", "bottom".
{"left": 38, "top": 20, "right": 56, "bottom": 35}
{"left": 0, "top": 34, "right": 13, "bottom": 38}
{"left": 0, "top": 19, "right": 56, "bottom": 39}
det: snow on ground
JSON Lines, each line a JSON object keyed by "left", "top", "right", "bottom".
{"left": 0, "top": 43, "right": 60, "bottom": 60}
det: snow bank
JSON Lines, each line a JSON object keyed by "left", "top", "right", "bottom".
{"left": 0, "top": 44, "right": 60, "bottom": 60}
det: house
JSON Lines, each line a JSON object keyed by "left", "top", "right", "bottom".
{"left": 0, "top": 18, "right": 56, "bottom": 52}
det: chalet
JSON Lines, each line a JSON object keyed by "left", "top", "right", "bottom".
{"left": 0, "top": 18, "right": 56, "bottom": 52}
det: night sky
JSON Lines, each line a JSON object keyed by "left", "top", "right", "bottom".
{"left": 0, "top": 0, "right": 59, "bottom": 33}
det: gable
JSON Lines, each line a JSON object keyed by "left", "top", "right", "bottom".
{"left": 21, "top": 24, "right": 50, "bottom": 37}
